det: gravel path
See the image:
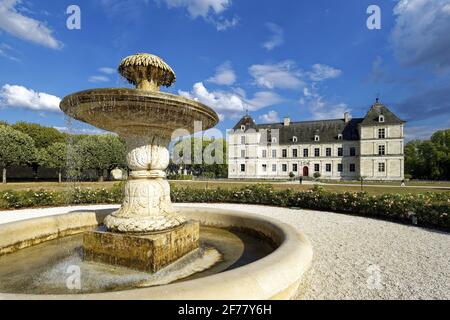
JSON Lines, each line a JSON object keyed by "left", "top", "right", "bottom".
{"left": 1, "top": 204, "right": 449, "bottom": 300}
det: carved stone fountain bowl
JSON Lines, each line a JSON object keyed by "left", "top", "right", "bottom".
{"left": 60, "top": 88, "right": 219, "bottom": 136}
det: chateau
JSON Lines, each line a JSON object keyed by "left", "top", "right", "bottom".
{"left": 228, "top": 100, "right": 405, "bottom": 181}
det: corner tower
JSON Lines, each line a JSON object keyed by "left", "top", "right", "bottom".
{"left": 358, "top": 99, "right": 406, "bottom": 181}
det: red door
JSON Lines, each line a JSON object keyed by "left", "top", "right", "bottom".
{"left": 303, "top": 166, "right": 309, "bottom": 177}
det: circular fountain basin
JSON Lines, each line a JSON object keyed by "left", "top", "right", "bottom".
{"left": 60, "top": 89, "right": 219, "bottom": 135}
{"left": 0, "top": 207, "right": 313, "bottom": 300}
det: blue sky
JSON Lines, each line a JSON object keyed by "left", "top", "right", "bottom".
{"left": 0, "top": 0, "right": 449, "bottom": 140}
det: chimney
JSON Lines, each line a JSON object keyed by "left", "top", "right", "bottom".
{"left": 284, "top": 117, "right": 290, "bottom": 126}
{"left": 344, "top": 112, "right": 350, "bottom": 123}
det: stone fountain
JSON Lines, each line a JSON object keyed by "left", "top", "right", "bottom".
{"left": 60, "top": 53, "right": 219, "bottom": 272}
{"left": 0, "top": 53, "right": 313, "bottom": 299}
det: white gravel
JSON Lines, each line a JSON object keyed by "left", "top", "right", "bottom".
{"left": 1, "top": 203, "right": 449, "bottom": 300}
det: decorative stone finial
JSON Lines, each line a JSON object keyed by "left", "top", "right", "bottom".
{"left": 118, "top": 53, "right": 176, "bottom": 91}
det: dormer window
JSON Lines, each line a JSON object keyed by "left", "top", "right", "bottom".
{"left": 292, "top": 136, "right": 298, "bottom": 143}
{"left": 338, "top": 134, "right": 343, "bottom": 140}
{"left": 314, "top": 135, "right": 320, "bottom": 142}
{"left": 378, "top": 115, "right": 385, "bottom": 123}
{"left": 271, "top": 137, "right": 277, "bottom": 143}
{"left": 241, "top": 125, "right": 246, "bottom": 131}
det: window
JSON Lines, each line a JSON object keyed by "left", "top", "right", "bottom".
{"left": 240, "top": 164, "right": 246, "bottom": 172}
{"left": 262, "top": 164, "right": 267, "bottom": 172}
{"left": 338, "top": 148, "right": 343, "bottom": 157}
{"left": 314, "top": 164, "right": 320, "bottom": 172}
{"left": 338, "top": 134, "right": 343, "bottom": 140}
{"left": 293, "top": 149, "right": 298, "bottom": 158}
{"left": 293, "top": 164, "right": 298, "bottom": 172}
{"left": 272, "top": 164, "right": 277, "bottom": 172}
{"left": 349, "top": 164, "right": 356, "bottom": 172}
{"left": 241, "top": 150, "right": 246, "bottom": 158}
{"left": 315, "top": 135, "right": 320, "bottom": 142}
{"left": 378, "top": 128, "right": 386, "bottom": 139}
{"left": 337, "top": 164, "right": 343, "bottom": 172}
{"left": 326, "top": 164, "right": 332, "bottom": 172}
{"left": 282, "top": 164, "right": 288, "bottom": 172}
{"left": 293, "top": 136, "right": 298, "bottom": 143}
{"left": 241, "top": 136, "right": 246, "bottom": 144}
{"left": 379, "top": 115, "right": 385, "bottom": 123}
{"left": 282, "top": 149, "right": 287, "bottom": 158}
{"left": 350, "top": 147, "right": 356, "bottom": 157}
{"left": 378, "top": 163, "right": 386, "bottom": 172}
{"left": 272, "top": 149, "right": 277, "bottom": 158}
{"left": 378, "top": 145, "right": 386, "bottom": 156}
{"left": 262, "top": 150, "right": 267, "bottom": 158}
{"left": 315, "top": 148, "right": 320, "bottom": 157}
{"left": 303, "top": 149, "right": 309, "bottom": 158}
{"left": 241, "top": 125, "right": 245, "bottom": 131}
{"left": 326, "top": 148, "right": 332, "bottom": 157}
{"left": 271, "top": 137, "right": 277, "bottom": 143}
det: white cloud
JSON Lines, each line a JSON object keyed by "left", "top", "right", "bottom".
{"left": 179, "top": 82, "right": 283, "bottom": 119}
{"left": 0, "top": 42, "right": 20, "bottom": 62}
{"left": 162, "top": 0, "right": 230, "bottom": 18}
{"left": 160, "top": 0, "right": 237, "bottom": 30}
{"left": 309, "top": 64, "right": 342, "bottom": 81}
{"left": 208, "top": 61, "right": 236, "bottom": 86}
{"left": 249, "top": 61, "right": 304, "bottom": 90}
{"left": 391, "top": 0, "right": 450, "bottom": 70}
{"left": 263, "top": 23, "right": 284, "bottom": 51}
{"left": 0, "top": 0, "right": 62, "bottom": 49}
{"left": 88, "top": 75, "right": 110, "bottom": 83}
{"left": 214, "top": 16, "right": 239, "bottom": 31}
{"left": 99, "top": 67, "right": 116, "bottom": 75}
{"left": 246, "top": 91, "right": 284, "bottom": 109}
{"left": 0, "top": 84, "right": 61, "bottom": 112}
{"left": 300, "top": 84, "right": 350, "bottom": 120}
{"left": 259, "top": 110, "right": 280, "bottom": 123}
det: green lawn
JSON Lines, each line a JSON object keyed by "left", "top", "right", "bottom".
{"left": 1, "top": 180, "right": 449, "bottom": 196}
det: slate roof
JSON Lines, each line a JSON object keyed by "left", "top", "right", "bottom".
{"left": 233, "top": 115, "right": 258, "bottom": 131}
{"left": 360, "top": 102, "right": 405, "bottom": 126}
{"left": 232, "top": 101, "right": 404, "bottom": 145}
{"left": 254, "top": 118, "right": 363, "bottom": 144}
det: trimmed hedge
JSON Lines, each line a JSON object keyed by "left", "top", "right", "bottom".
{"left": 171, "top": 185, "right": 450, "bottom": 231}
{"left": 1, "top": 184, "right": 449, "bottom": 231}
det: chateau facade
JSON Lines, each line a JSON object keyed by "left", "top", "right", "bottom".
{"left": 228, "top": 100, "right": 405, "bottom": 181}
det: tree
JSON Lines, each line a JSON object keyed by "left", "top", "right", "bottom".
{"left": 171, "top": 137, "right": 228, "bottom": 179}
{"left": 0, "top": 125, "right": 36, "bottom": 184}
{"left": 404, "top": 129, "right": 450, "bottom": 180}
{"left": 41, "top": 142, "right": 68, "bottom": 183}
{"left": 12, "top": 122, "right": 66, "bottom": 149}
{"left": 12, "top": 122, "right": 66, "bottom": 179}
{"left": 74, "top": 135, "right": 126, "bottom": 181}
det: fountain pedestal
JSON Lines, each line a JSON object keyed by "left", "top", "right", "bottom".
{"left": 83, "top": 134, "right": 200, "bottom": 272}
{"left": 83, "top": 221, "right": 200, "bottom": 273}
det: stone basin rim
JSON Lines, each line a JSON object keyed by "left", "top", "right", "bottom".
{"left": 0, "top": 207, "right": 313, "bottom": 300}
{"left": 59, "top": 88, "right": 220, "bottom": 124}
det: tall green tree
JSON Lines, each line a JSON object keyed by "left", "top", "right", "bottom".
{"left": 12, "top": 122, "right": 66, "bottom": 179}
{"left": 0, "top": 125, "right": 37, "bottom": 184}
{"left": 41, "top": 142, "right": 68, "bottom": 183}
{"left": 74, "top": 135, "right": 126, "bottom": 181}
{"left": 405, "top": 129, "right": 450, "bottom": 180}
{"left": 171, "top": 137, "right": 228, "bottom": 178}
